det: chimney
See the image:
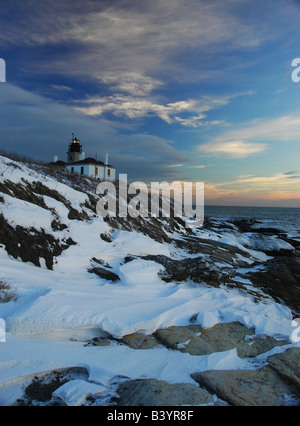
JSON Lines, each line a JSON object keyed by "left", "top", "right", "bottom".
{"left": 105, "top": 153, "right": 109, "bottom": 166}
{"left": 54, "top": 155, "right": 58, "bottom": 163}
{"left": 80, "top": 152, "right": 86, "bottom": 161}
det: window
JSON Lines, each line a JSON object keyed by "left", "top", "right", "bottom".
{"left": 81, "top": 167, "right": 84, "bottom": 175}
{"left": 95, "top": 167, "right": 98, "bottom": 176}
{"left": 71, "top": 167, "right": 74, "bottom": 174}
{"left": 107, "top": 169, "right": 111, "bottom": 177}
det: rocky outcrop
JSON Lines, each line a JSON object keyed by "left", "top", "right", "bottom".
{"left": 88, "top": 266, "right": 120, "bottom": 282}
{"left": 192, "top": 365, "right": 300, "bottom": 406}
{"left": 16, "top": 367, "right": 89, "bottom": 406}
{"left": 243, "top": 254, "right": 300, "bottom": 316}
{"left": 121, "top": 332, "right": 160, "bottom": 350}
{"left": 0, "top": 214, "right": 75, "bottom": 270}
{"left": 116, "top": 379, "right": 215, "bottom": 406}
{"left": 175, "top": 236, "right": 254, "bottom": 266}
{"left": 268, "top": 348, "right": 300, "bottom": 389}
{"left": 87, "top": 322, "right": 289, "bottom": 360}
{"left": 141, "top": 255, "right": 235, "bottom": 286}
{"left": 154, "top": 323, "right": 288, "bottom": 358}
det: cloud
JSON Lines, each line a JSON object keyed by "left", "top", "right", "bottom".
{"left": 74, "top": 96, "right": 202, "bottom": 125}
{"left": 204, "top": 171, "right": 300, "bottom": 206}
{"left": 199, "top": 140, "right": 269, "bottom": 158}
{"left": 100, "top": 73, "right": 163, "bottom": 97}
{"left": 283, "top": 171, "right": 298, "bottom": 175}
{"left": 0, "top": 83, "right": 188, "bottom": 180}
{"left": 167, "top": 164, "right": 184, "bottom": 168}
{"left": 217, "top": 114, "right": 300, "bottom": 142}
{"left": 0, "top": 1, "right": 272, "bottom": 51}
{"left": 50, "top": 85, "right": 73, "bottom": 92}
{"left": 198, "top": 112, "right": 300, "bottom": 158}
{"left": 74, "top": 92, "right": 252, "bottom": 127}
{"left": 235, "top": 173, "right": 300, "bottom": 188}
{"left": 0, "top": 0, "right": 286, "bottom": 94}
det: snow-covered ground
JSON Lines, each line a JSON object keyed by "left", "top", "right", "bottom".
{"left": 0, "top": 155, "right": 298, "bottom": 406}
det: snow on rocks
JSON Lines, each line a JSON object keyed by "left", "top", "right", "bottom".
{"left": 53, "top": 380, "right": 106, "bottom": 406}
{"left": 0, "top": 155, "right": 300, "bottom": 406}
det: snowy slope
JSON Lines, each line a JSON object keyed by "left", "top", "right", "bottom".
{"left": 0, "top": 155, "right": 298, "bottom": 406}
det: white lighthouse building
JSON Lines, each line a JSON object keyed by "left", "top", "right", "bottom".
{"left": 53, "top": 134, "right": 116, "bottom": 181}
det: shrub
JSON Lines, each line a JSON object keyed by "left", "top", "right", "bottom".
{"left": 0, "top": 280, "right": 18, "bottom": 303}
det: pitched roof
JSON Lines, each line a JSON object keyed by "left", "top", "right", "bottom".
{"left": 67, "top": 157, "right": 115, "bottom": 168}
{"left": 48, "top": 160, "right": 67, "bottom": 166}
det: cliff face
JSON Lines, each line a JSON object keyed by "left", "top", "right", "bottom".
{"left": 0, "top": 154, "right": 299, "bottom": 406}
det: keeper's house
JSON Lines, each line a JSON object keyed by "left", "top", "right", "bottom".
{"left": 67, "top": 157, "right": 116, "bottom": 181}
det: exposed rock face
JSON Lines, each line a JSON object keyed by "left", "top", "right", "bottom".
{"left": 117, "top": 379, "right": 215, "bottom": 406}
{"left": 192, "top": 366, "right": 300, "bottom": 406}
{"left": 88, "top": 267, "right": 120, "bottom": 282}
{"left": 1, "top": 155, "right": 300, "bottom": 314}
{"left": 0, "top": 214, "right": 75, "bottom": 270}
{"left": 1, "top": 156, "right": 300, "bottom": 407}
{"left": 121, "top": 332, "right": 159, "bottom": 350}
{"left": 154, "top": 323, "right": 288, "bottom": 358}
{"left": 175, "top": 236, "right": 254, "bottom": 266}
{"left": 243, "top": 254, "right": 300, "bottom": 315}
{"left": 268, "top": 348, "right": 300, "bottom": 389}
{"left": 141, "top": 255, "right": 234, "bottom": 286}
{"left": 16, "top": 368, "right": 90, "bottom": 406}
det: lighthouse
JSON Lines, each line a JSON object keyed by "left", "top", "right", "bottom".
{"left": 67, "top": 133, "right": 82, "bottom": 164}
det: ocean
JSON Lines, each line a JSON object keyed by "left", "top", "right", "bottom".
{"left": 204, "top": 205, "right": 300, "bottom": 237}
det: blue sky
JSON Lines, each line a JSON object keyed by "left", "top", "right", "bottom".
{"left": 0, "top": 0, "right": 300, "bottom": 206}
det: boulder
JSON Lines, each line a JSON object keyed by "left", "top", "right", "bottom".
{"left": 191, "top": 322, "right": 288, "bottom": 359}
{"left": 192, "top": 366, "right": 300, "bottom": 406}
{"left": 122, "top": 332, "right": 159, "bottom": 350}
{"left": 154, "top": 326, "right": 201, "bottom": 350}
{"left": 155, "top": 323, "right": 288, "bottom": 358}
{"left": 88, "top": 267, "right": 120, "bottom": 282}
{"left": 268, "top": 348, "right": 300, "bottom": 390}
{"left": 117, "top": 379, "right": 214, "bottom": 406}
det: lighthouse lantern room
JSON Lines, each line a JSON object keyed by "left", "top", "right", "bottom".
{"left": 67, "top": 133, "right": 82, "bottom": 164}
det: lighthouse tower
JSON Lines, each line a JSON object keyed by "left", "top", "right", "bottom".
{"left": 67, "top": 133, "right": 82, "bottom": 164}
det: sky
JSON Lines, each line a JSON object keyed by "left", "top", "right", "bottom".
{"left": 0, "top": 0, "right": 300, "bottom": 207}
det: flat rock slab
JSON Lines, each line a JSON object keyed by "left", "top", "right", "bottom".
{"left": 268, "top": 348, "right": 300, "bottom": 389}
{"left": 154, "top": 322, "right": 288, "bottom": 358}
{"left": 122, "top": 332, "right": 160, "bottom": 350}
{"left": 192, "top": 366, "right": 300, "bottom": 406}
{"left": 117, "top": 379, "right": 214, "bottom": 406}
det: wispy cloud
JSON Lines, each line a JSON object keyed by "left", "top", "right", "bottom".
{"left": 0, "top": 1, "right": 272, "bottom": 51}
{"left": 100, "top": 73, "right": 163, "bottom": 97}
{"left": 198, "top": 113, "right": 300, "bottom": 158}
{"left": 199, "top": 140, "right": 269, "bottom": 158}
{"left": 0, "top": 0, "right": 284, "bottom": 94}
{"left": 0, "top": 83, "right": 189, "bottom": 179}
{"left": 205, "top": 172, "right": 300, "bottom": 205}
{"left": 74, "top": 92, "right": 253, "bottom": 127}
{"left": 167, "top": 164, "right": 184, "bottom": 168}
{"left": 50, "top": 85, "right": 73, "bottom": 92}
{"left": 74, "top": 96, "right": 201, "bottom": 125}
